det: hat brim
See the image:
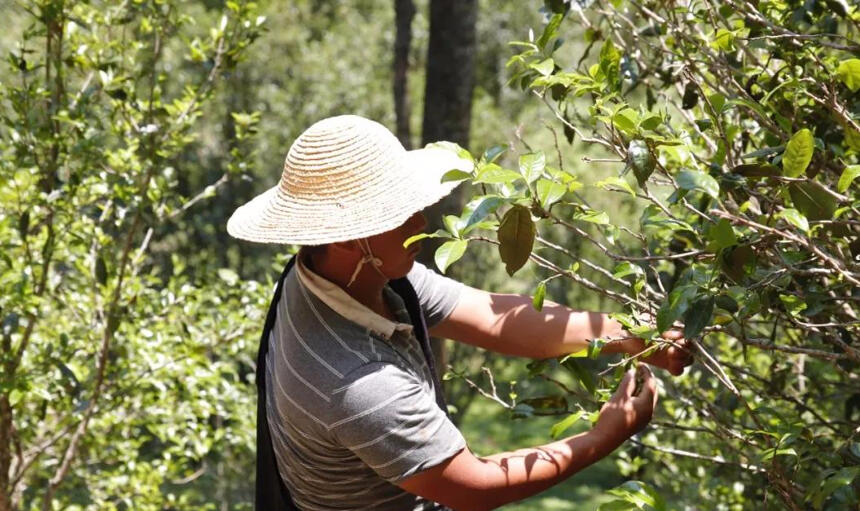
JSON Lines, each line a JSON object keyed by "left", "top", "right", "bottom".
{"left": 226, "top": 147, "right": 472, "bottom": 245}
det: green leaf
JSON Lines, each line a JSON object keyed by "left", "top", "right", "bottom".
{"left": 441, "top": 169, "right": 472, "bottom": 183}
{"left": 845, "top": 122, "right": 860, "bottom": 151}
{"left": 712, "top": 28, "right": 734, "bottom": 51}
{"left": 732, "top": 163, "right": 780, "bottom": 178}
{"left": 782, "top": 129, "right": 814, "bottom": 178}
{"left": 520, "top": 395, "right": 567, "bottom": 414}
{"left": 788, "top": 182, "right": 837, "bottom": 221}
{"left": 519, "top": 151, "right": 546, "bottom": 183}
{"left": 511, "top": 403, "right": 534, "bottom": 419}
{"left": 434, "top": 240, "right": 468, "bottom": 274}
{"left": 574, "top": 209, "right": 610, "bottom": 225}
{"left": 838, "top": 165, "right": 860, "bottom": 193}
{"left": 550, "top": 410, "right": 587, "bottom": 439}
{"left": 403, "top": 230, "right": 447, "bottom": 248}
{"left": 683, "top": 296, "right": 715, "bottom": 338}
{"left": 706, "top": 218, "right": 738, "bottom": 251}
{"left": 498, "top": 205, "right": 536, "bottom": 276}
{"left": 677, "top": 170, "right": 720, "bottom": 199}
{"left": 657, "top": 284, "right": 697, "bottom": 332}
{"left": 587, "top": 338, "right": 605, "bottom": 358}
{"left": 217, "top": 268, "right": 239, "bottom": 286}
{"left": 613, "top": 261, "right": 644, "bottom": 279}
{"left": 531, "top": 58, "right": 555, "bottom": 77}
{"left": 777, "top": 208, "right": 809, "bottom": 232}
{"left": 779, "top": 294, "right": 807, "bottom": 317}
{"left": 599, "top": 39, "right": 621, "bottom": 91}
{"left": 481, "top": 144, "right": 508, "bottom": 164}
{"left": 741, "top": 145, "right": 784, "bottom": 159}
{"left": 461, "top": 196, "right": 504, "bottom": 233}
{"left": 561, "top": 348, "right": 589, "bottom": 360}
{"left": 811, "top": 467, "right": 860, "bottom": 509}
{"left": 562, "top": 358, "right": 596, "bottom": 395}
{"left": 602, "top": 481, "right": 667, "bottom": 511}
{"left": 427, "top": 141, "right": 473, "bottom": 162}
{"left": 596, "top": 176, "right": 636, "bottom": 197}
{"left": 639, "top": 114, "right": 662, "bottom": 131}
{"left": 720, "top": 245, "right": 756, "bottom": 283}
{"left": 537, "top": 13, "right": 564, "bottom": 50}
{"left": 759, "top": 447, "right": 798, "bottom": 462}
{"left": 443, "top": 215, "right": 461, "bottom": 237}
{"left": 612, "top": 108, "right": 639, "bottom": 134}
{"left": 625, "top": 140, "right": 655, "bottom": 187}
{"left": 8, "top": 389, "right": 23, "bottom": 407}
{"left": 474, "top": 164, "right": 524, "bottom": 185}
{"left": 836, "top": 59, "right": 860, "bottom": 92}
{"left": 715, "top": 294, "right": 739, "bottom": 313}
{"left": 532, "top": 281, "right": 546, "bottom": 311}
{"left": 536, "top": 178, "right": 567, "bottom": 208}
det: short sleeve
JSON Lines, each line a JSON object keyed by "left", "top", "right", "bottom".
{"left": 330, "top": 363, "right": 467, "bottom": 483}
{"left": 406, "top": 262, "right": 465, "bottom": 328}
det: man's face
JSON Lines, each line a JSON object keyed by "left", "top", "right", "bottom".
{"left": 364, "top": 212, "right": 427, "bottom": 279}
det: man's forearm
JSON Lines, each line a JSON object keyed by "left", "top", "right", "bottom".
{"left": 436, "top": 288, "right": 638, "bottom": 359}
{"left": 472, "top": 428, "right": 622, "bottom": 510}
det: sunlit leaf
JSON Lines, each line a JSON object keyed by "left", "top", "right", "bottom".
{"left": 519, "top": 151, "right": 546, "bottom": 183}
{"left": 532, "top": 280, "right": 546, "bottom": 311}
{"left": 441, "top": 169, "right": 472, "bottom": 183}
{"left": 434, "top": 240, "right": 468, "bottom": 274}
{"left": 782, "top": 129, "right": 814, "bottom": 178}
{"left": 677, "top": 170, "right": 720, "bottom": 199}
{"left": 536, "top": 178, "right": 567, "bottom": 208}
{"left": 836, "top": 58, "right": 860, "bottom": 92}
{"left": 777, "top": 208, "right": 809, "bottom": 232}
{"left": 550, "top": 410, "right": 587, "bottom": 439}
{"left": 837, "top": 165, "right": 860, "bottom": 193}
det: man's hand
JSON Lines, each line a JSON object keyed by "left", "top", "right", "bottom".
{"left": 637, "top": 331, "right": 694, "bottom": 376}
{"left": 604, "top": 329, "right": 694, "bottom": 376}
{"left": 594, "top": 366, "right": 658, "bottom": 445}
{"left": 399, "top": 366, "right": 659, "bottom": 511}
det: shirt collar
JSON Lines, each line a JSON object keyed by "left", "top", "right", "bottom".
{"left": 295, "top": 253, "right": 414, "bottom": 340}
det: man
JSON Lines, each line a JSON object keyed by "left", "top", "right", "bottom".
{"left": 227, "top": 115, "right": 692, "bottom": 510}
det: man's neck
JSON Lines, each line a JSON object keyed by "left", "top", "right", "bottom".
{"left": 301, "top": 248, "right": 391, "bottom": 319}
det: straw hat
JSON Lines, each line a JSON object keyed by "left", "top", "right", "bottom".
{"left": 226, "top": 115, "right": 472, "bottom": 245}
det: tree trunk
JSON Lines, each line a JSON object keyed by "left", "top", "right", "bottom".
{"left": 0, "top": 396, "right": 11, "bottom": 511}
{"left": 419, "top": 0, "right": 478, "bottom": 383}
{"left": 393, "top": 0, "right": 416, "bottom": 149}
{"left": 421, "top": 0, "right": 477, "bottom": 149}
{"left": 419, "top": 0, "right": 478, "bottom": 230}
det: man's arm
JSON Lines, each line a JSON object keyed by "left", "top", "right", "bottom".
{"left": 431, "top": 286, "right": 692, "bottom": 374}
{"left": 399, "top": 368, "right": 657, "bottom": 511}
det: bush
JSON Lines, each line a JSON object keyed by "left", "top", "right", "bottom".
{"left": 0, "top": 1, "right": 267, "bottom": 508}
{"left": 434, "top": 0, "right": 860, "bottom": 508}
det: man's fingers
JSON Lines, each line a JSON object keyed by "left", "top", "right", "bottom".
{"left": 633, "top": 366, "right": 658, "bottom": 410}
{"left": 651, "top": 374, "right": 659, "bottom": 409}
{"left": 615, "top": 369, "right": 636, "bottom": 399}
{"left": 661, "top": 329, "right": 684, "bottom": 341}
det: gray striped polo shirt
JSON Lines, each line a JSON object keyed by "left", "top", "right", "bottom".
{"left": 266, "top": 254, "right": 468, "bottom": 510}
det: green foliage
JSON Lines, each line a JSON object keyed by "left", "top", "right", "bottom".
{"left": 447, "top": 0, "right": 860, "bottom": 508}
{"left": 0, "top": 0, "right": 266, "bottom": 508}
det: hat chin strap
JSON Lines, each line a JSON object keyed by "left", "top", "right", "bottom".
{"left": 346, "top": 238, "right": 387, "bottom": 287}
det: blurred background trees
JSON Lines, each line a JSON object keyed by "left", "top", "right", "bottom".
{"left": 1, "top": 0, "right": 857, "bottom": 509}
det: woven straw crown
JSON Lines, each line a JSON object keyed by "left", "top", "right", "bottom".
{"left": 226, "top": 115, "right": 471, "bottom": 245}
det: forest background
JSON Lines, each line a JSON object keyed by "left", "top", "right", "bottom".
{"left": 0, "top": 0, "right": 858, "bottom": 510}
